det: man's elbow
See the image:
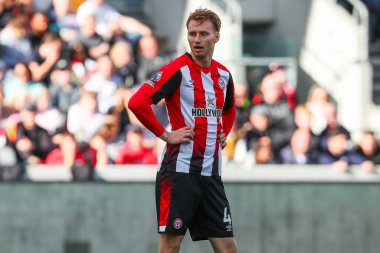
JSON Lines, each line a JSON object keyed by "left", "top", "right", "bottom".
{"left": 127, "top": 94, "right": 138, "bottom": 113}
{"left": 128, "top": 91, "right": 153, "bottom": 115}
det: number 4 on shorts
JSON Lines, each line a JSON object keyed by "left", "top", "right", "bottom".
{"left": 223, "top": 207, "right": 232, "bottom": 224}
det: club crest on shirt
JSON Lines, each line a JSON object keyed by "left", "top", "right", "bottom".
{"left": 218, "top": 77, "right": 225, "bottom": 89}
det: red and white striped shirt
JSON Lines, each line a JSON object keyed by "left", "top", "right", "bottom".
{"left": 128, "top": 53, "right": 235, "bottom": 176}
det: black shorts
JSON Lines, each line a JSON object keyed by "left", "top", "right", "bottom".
{"left": 155, "top": 170, "right": 234, "bottom": 241}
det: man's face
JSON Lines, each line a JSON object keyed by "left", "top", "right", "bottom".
{"left": 187, "top": 19, "right": 219, "bottom": 60}
{"left": 328, "top": 134, "right": 347, "bottom": 156}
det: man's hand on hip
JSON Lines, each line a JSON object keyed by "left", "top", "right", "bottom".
{"left": 160, "top": 126, "right": 195, "bottom": 144}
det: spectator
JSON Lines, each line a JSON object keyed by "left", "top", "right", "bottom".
{"left": 35, "top": 87, "right": 65, "bottom": 135}
{"left": 318, "top": 127, "right": 364, "bottom": 172}
{"left": 51, "top": 0, "right": 79, "bottom": 42}
{"left": 233, "top": 82, "right": 251, "bottom": 130}
{"left": 268, "top": 63, "right": 296, "bottom": 109}
{"left": 28, "top": 32, "right": 63, "bottom": 84}
{"left": 69, "top": 43, "right": 95, "bottom": 85}
{"left": 254, "top": 136, "right": 276, "bottom": 165}
{"left": 279, "top": 128, "right": 317, "bottom": 164}
{"left": 29, "top": 12, "right": 51, "bottom": 50}
{"left": 3, "top": 62, "right": 45, "bottom": 106}
{"left": 66, "top": 89, "right": 105, "bottom": 142}
{"left": 49, "top": 59, "right": 81, "bottom": 114}
{"left": 305, "top": 84, "right": 332, "bottom": 135}
{"left": 245, "top": 105, "right": 270, "bottom": 151}
{"left": 11, "top": 0, "right": 34, "bottom": 20}
{"left": 45, "top": 131, "right": 97, "bottom": 180}
{"left": 293, "top": 104, "right": 320, "bottom": 155}
{"left": 319, "top": 102, "right": 351, "bottom": 152}
{"left": 0, "top": 0, "right": 15, "bottom": 29}
{"left": 136, "top": 34, "right": 172, "bottom": 84}
{"left": 96, "top": 112, "right": 125, "bottom": 164}
{"left": 110, "top": 87, "right": 131, "bottom": 134}
{"left": 243, "top": 136, "right": 276, "bottom": 167}
{"left": 221, "top": 83, "right": 245, "bottom": 164}
{"left": 109, "top": 40, "right": 137, "bottom": 88}
{"left": 45, "top": 132, "right": 96, "bottom": 168}
{"left": 76, "top": 0, "right": 152, "bottom": 40}
{"left": 114, "top": 125, "right": 157, "bottom": 165}
{"left": 234, "top": 105, "right": 270, "bottom": 165}
{"left": 253, "top": 73, "right": 295, "bottom": 155}
{"left": 84, "top": 54, "right": 121, "bottom": 114}
{"left": 88, "top": 132, "right": 109, "bottom": 168}
{"left": 15, "top": 102, "right": 55, "bottom": 164}
{"left": 0, "top": 15, "right": 33, "bottom": 67}
{"left": 70, "top": 14, "right": 109, "bottom": 60}
{"left": 353, "top": 131, "right": 380, "bottom": 172}
{"left": 294, "top": 104, "right": 312, "bottom": 130}
{"left": 2, "top": 89, "right": 29, "bottom": 141}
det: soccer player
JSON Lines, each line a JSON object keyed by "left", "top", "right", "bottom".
{"left": 128, "top": 8, "right": 237, "bottom": 253}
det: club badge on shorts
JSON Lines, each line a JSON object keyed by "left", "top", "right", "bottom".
{"left": 173, "top": 218, "right": 183, "bottom": 230}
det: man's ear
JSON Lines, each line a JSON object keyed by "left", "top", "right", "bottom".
{"left": 214, "top": 32, "right": 220, "bottom": 43}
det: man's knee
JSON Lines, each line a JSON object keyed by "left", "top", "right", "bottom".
{"left": 159, "top": 234, "right": 184, "bottom": 253}
{"left": 221, "top": 240, "right": 237, "bottom": 253}
{"left": 209, "top": 237, "right": 238, "bottom": 253}
{"left": 226, "top": 241, "right": 238, "bottom": 253}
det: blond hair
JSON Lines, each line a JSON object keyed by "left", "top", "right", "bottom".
{"left": 186, "top": 8, "right": 221, "bottom": 32}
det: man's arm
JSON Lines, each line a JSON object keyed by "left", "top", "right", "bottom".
{"left": 222, "top": 107, "right": 236, "bottom": 136}
{"left": 222, "top": 73, "right": 236, "bottom": 136}
{"left": 128, "top": 91, "right": 194, "bottom": 144}
{"left": 128, "top": 90, "right": 165, "bottom": 137}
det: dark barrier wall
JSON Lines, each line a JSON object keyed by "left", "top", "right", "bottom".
{"left": 1, "top": 182, "right": 380, "bottom": 253}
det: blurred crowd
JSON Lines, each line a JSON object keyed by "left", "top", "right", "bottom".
{"left": 225, "top": 65, "right": 380, "bottom": 173}
{"left": 0, "top": 0, "right": 173, "bottom": 179}
{"left": 0, "top": 0, "right": 380, "bottom": 181}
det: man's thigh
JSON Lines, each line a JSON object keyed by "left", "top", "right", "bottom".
{"left": 189, "top": 176, "right": 234, "bottom": 241}
{"left": 156, "top": 171, "right": 202, "bottom": 235}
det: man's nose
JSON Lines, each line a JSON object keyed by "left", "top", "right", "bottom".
{"left": 194, "top": 34, "right": 201, "bottom": 42}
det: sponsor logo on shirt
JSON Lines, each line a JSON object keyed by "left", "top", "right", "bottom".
{"left": 192, "top": 96, "right": 220, "bottom": 117}
{"left": 192, "top": 108, "right": 222, "bottom": 118}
